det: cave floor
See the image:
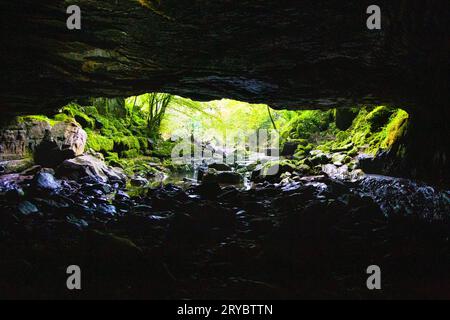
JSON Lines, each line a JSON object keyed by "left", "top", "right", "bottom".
{"left": 0, "top": 173, "right": 449, "bottom": 299}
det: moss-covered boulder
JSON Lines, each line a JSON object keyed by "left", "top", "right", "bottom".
{"left": 366, "top": 106, "right": 395, "bottom": 131}
{"left": 335, "top": 108, "right": 359, "bottom": 130}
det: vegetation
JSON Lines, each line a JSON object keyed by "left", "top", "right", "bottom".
{"left": 15, "top": 91, "right": 409, "bottom": 179}
{"left": 278, "top": 106, "right": 409, "bottom": 160}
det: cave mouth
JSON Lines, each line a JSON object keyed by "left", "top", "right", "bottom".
{"left": 0, "top": 94, "right": 411, "bottom": 187}
{"left": 0, "top": 94, "right": 449, "bottom": 300}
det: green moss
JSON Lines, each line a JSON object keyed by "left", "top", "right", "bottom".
{"left": 53, "top": 113, "right": 72, "bottom": 123}
{"left": 278, "top": 106, "right": 409, "bottom": 160}
{"left": 17, "top": 115, "right": 57, "bottom": 126}
{"left": 114, "top": 136, "right": 140, "bottom": 151}
{"left": 86, "top": 129, "right": 114, "bottom": 153}
{"left": 261, "top": 159, "right": 297, "bottom": 176}
{"left": 137, "top": 137, "right": 149, "bottom": 151}
{"left": 122, "top": 149, "right": 140, "bottom": 159}
{"left": 365, "top": 106, "right": 394, "bottom": 131}
{"left": 280, "top": 109, "right": 333, "bottom": 140}
{"left": 383, "top": 109, "right": 409, "bottom": 148}
{"left": 61, "top": 104, "right": 95, "bottom": 129}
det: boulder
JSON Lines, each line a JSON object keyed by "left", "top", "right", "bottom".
{"left": 201, "top": 168, "right": 242, "bottom": 185}
{"left": 32, "top": 172, "right": 61, "bottom": 191}
{"left": 51, "top": 120, "right": 87, "bottom": 156}
{"left": 322, "top": 164, "right": 350, "bottom": 180}
{"left": 57, "top": 154, "right": 127, "bottom": 183}
{"left": 305, "top": 151, "right": 330, "bottom": 166}
{"left": 208, "top": 162, "right": 232, "bottom": 171}
{"left": 34, "top": 121, "right": 87, "bottom": 167}
{"left": 130, "top": 176, "right": 149, "bottom": 187}
{"left": 217, "top": 171, "right": 242, "bottom": 184}
{"left": 331, "top": 153, "right": 350, "bottom": 166}
{"left": 17, "top": 201, "right": 39, "bottom": 215}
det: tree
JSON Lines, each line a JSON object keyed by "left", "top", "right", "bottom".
{"left": 143, "top": 93, "right": 173, "bottom": 136}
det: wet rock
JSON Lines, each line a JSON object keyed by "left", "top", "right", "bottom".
{"left": 217, "top": 171, "right": 242, "bottom": 184}
{"left": 321, "top": 164, "right": 363, "bottom": 182}
{"left": 66, "top": 215, "right": 89, "bottom": 231}
{"left": 130, "top": 176, "right": 149, "bottom": 187}
{"left": 95, "top": 203, "right": 117, "bottom": 217}
{"left": 195, "top": 181, "right": 222, "bottom": 199}
{"left": 331, "top": 153, "right": 350, "bottom": 166}
{"left": 115, "top": 190, "right": 131, "bottom": 201}
{"left": 57, "top": 154, "right": 126, "bottom": 184}
{"left": 17, "top": 201, "right": 39, "bottom": 215}
{"left": 0, "top": 174, "right": 32, "bottom": 193}
{"left": 81, "top": 182, "right": 113, "bottom": 195}
{"left": 306, "top": 151, "right": 330, "bottom": 166}
{"left": 33, "top": 172, "right": 60, "bottom": 191}
{"left": 254, "top": 161, "right": 297, "bottom": 182}
{"left": 208, "top": 162, "right": 232, "bottom": 171}
{"left": 201, "top": 168, "right": 218, "bottom": 184}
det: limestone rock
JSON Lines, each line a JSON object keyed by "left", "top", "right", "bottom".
{"left": 50, "top": 121, "right": 87, "bottom": 156}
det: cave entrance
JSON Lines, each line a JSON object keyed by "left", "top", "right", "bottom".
{"left": 0, "top": 93, "right": 409, "bottom": 190}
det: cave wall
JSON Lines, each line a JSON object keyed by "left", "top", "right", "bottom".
{"left": 0, "top": 0, "right": 448, "bottom": 183}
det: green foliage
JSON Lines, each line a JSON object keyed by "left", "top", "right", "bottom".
{"left": 287, "top": 106, "right": 409, "bottom": 157}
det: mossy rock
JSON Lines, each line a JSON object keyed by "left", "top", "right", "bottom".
{"left": 86, "top": 130, "right": 114, "bottom": 153}
{"left": 335, "top": 107, "right": 359, "bottom": 130}
{"left": 366, "top": 106, "right": 394, "bottom": 131}
{"left": 61, "top": 105, "right": 95, "bottom": 129}
{"left": 383, "top": 110, "right": 409, "bottom": 148}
